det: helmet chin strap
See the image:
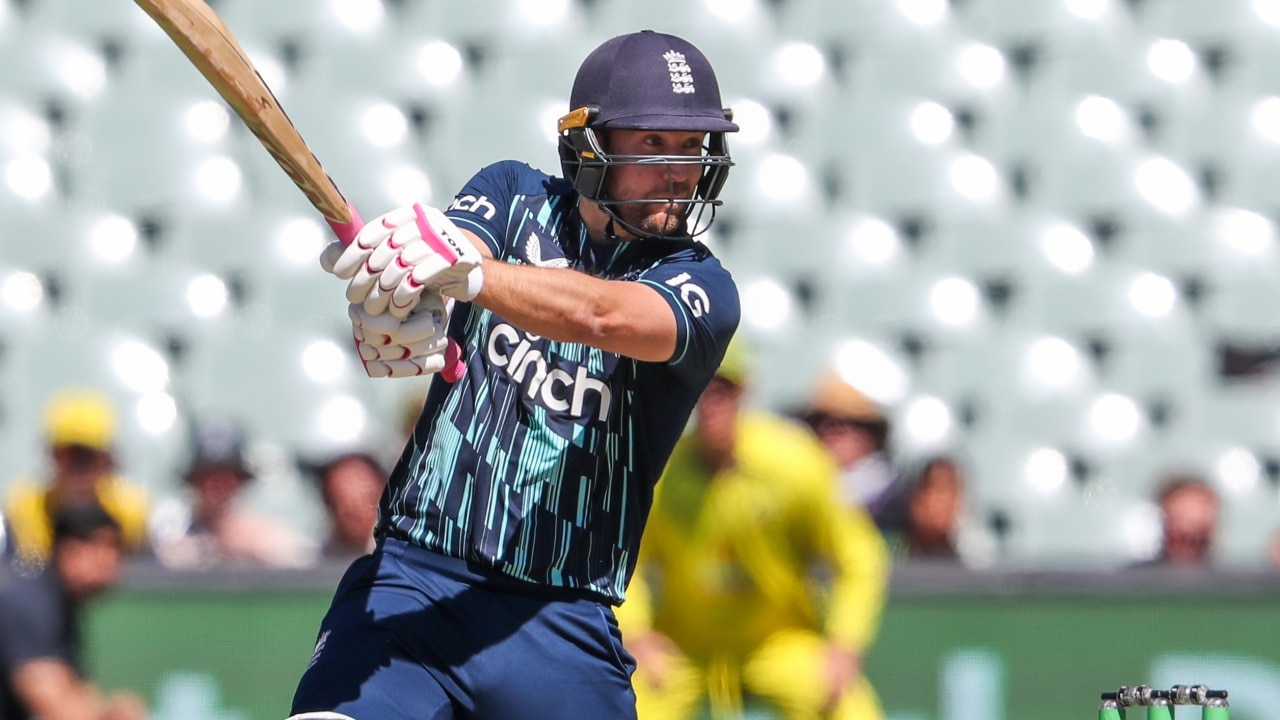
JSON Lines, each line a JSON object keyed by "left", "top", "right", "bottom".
{"left": 589, "top": 199, "right": 634, "bottom": 243}
{"left": 604, "top": 217, "right": 621, "bottom": 242}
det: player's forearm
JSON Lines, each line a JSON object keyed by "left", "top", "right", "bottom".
{"left": 15, "top": 661, "right": 118, "bottom": 720}
{"left": 825, "top": 515, "right": 892, "bottom": 650}
{"left": 473, "top": 258, "right": 677, "bottom": 362}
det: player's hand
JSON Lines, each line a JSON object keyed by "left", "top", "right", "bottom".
{"left": 821, "top": 645, "right": 862, "bottom": 714}
{"left": 102, "top": 689, "right": 149, "bottom": 720}
{"left": 349, "top": 295, "right": 451, "bottom": 378}
{"left": 627, "top": 631, "right": 683, "bottom": 690}
{"left": 322, "top": 203, "right": 483, "bottom": 319}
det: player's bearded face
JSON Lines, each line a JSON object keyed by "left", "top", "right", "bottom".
{"left": 615, "top": 192, "right": 690, "bottom": 236}
{"left": 606, "top": 130, "right": 706, "bottom": 237}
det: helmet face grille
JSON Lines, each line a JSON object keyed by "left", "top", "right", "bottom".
{"left": 558, "top": 125, "right": 734, "bottom": 240}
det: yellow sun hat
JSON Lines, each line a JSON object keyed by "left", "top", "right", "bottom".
{"left": 807, "top": 371, "right": 884, "bottom": 423}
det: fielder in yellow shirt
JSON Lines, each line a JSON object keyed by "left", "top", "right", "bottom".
{"left": 621, "top": 342, "right": 891, "bottom": 720}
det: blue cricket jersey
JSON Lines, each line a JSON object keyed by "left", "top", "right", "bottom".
{"left": 381, "top": 161, "right": 740, "bottom": 603}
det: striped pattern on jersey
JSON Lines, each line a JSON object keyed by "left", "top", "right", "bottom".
{"left": 381, "top": 162, "right": 735, "bottom": 603}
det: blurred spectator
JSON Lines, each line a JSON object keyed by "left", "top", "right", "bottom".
{"left": 4, "top": 389, "right": 150, "bottom": 566}
{"left": 797, "top": 372, "right": 907, "bottom": 535}
{"left": 304, "top": 451, "right": 386, "bottom": 560}
{"left": 621, "top": 340, "right": 891, "bottom": 720}
{"left": 895, "top": 456, "right": 963, "bottom": 561}
{"left": 892, "top": 455, "right": 997, "bottom": 566}
{"left": 1150, "top": 474, "right": 1219, "bottom": 566}
{"left": 150, "top": 418, "right": 315, "bottom": 569}
{"left": 0, "top": 502, "right": 148, "bottom": 720}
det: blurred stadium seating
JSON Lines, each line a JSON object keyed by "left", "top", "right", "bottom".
{"left": 3, "top": 0, "right": 1280, "bottom": 568}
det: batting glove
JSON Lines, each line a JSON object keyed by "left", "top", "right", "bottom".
{"left": 349, "top": 295, "right": 452, "bottom": 378}
{"left": 322, "top": 203, "right": 483, "bottom": 319}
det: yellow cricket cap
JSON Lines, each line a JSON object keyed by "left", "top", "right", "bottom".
{"left": 714, "top": 335, "right": 751, "bottom": 385}
{"left": 43, "top": 389, "right": 116, "bottom": 451}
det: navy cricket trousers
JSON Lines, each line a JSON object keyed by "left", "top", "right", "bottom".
{"left": 289, "top": 536, "right": 638, "bottom": 720}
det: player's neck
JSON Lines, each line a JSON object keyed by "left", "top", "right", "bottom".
{"left": 579, "top": 200, "right": 635, "bottom": 244}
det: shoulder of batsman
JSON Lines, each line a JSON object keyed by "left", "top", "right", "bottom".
{"left": 475, "top": 159, "right": 561, "bottom": 189}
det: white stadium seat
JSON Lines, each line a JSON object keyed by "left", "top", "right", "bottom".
{"left": 4, "top": 0, "right": 1280, "bottom": 565}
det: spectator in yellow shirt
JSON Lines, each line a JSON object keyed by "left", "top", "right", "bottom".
{"left": 621, "top": 341, "right": 891, "bottom": 720}
{"left": 4, "top": 389, "right": 150, "bottom": 565}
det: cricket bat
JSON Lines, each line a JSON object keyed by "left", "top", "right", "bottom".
{"left": 133, "top": 0, "right": 464, "bottom": 381}
{"left": 133, "top": 0, "right": 362, "bottom": 243}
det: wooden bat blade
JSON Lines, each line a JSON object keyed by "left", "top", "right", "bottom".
{"left": 133, "top": 0, "right": 360, "bottom": 242}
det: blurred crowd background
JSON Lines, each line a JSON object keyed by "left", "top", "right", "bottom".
{"left": 5, "top": 0, "right": 1280, "bottom": 569}
{"left": 6, "top": 0, "right": 1280, "bottom": 717}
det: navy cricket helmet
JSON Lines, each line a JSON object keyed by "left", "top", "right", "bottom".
{"left": 558, "top": 30, "right": 738, "bottom": 239}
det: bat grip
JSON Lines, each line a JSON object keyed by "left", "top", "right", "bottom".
{"left": 326, "top": 210, "right": 364, "bottom": 247}
{"left": 330, "top": 203, "right": 464, "bottom": 383}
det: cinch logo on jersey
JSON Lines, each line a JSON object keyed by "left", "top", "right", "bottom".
{"left": 449, "top": 194, "right": 498, "bottom": 220}
{"left": 664, "top": 50, "right": 696, "bottom": 94}
{"left": 486, "top": 323, "right": 613, "bottom": 421}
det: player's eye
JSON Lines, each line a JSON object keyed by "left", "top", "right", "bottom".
{"left": 676, "top": 134, "right": 707, "bottom": 154}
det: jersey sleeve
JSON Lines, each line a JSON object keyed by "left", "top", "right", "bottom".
{"left": 444, "top": 160, "right": 549, "bottom": 256}
{"left": 637, "top": 251, "right": 740, "bottom": 385}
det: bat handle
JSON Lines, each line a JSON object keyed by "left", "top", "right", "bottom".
{"left": 440, "top": 336, "right": 465, "bottom": 383}
{"left": 326, "top": 208, "right": 364, "bottom": 247}
{"left": 329, "top": 203, "right": 465, "bottom": 384}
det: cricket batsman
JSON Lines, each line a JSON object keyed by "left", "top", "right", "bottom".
{"left": 287, "top": 30, "right": 741, "bottom": 720}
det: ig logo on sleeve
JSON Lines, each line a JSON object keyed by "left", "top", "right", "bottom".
{"left": 665, "top": 273, "right": 710, "bottom": 318}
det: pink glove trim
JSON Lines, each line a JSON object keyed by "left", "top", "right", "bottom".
{"left": 388, "top": 276, "right": 424, "bottom": 311}
{"left": 390, "top": 292, "right": 417, "bottom": 311}
{"left": 413, "top": 203, "right": 460, "bottom": 264}
{"left": 351, "top": 335, "right": 372, "bottom": 374}
{"left": 326, "top": 204, "right": 365, "bottom": 246}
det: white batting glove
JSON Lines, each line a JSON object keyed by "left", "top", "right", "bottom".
{"left": 322, "top": 204, "right": 483, "bottom": 319}
{"left": 349, "top": 295, "right": 451, "bottom": 378}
